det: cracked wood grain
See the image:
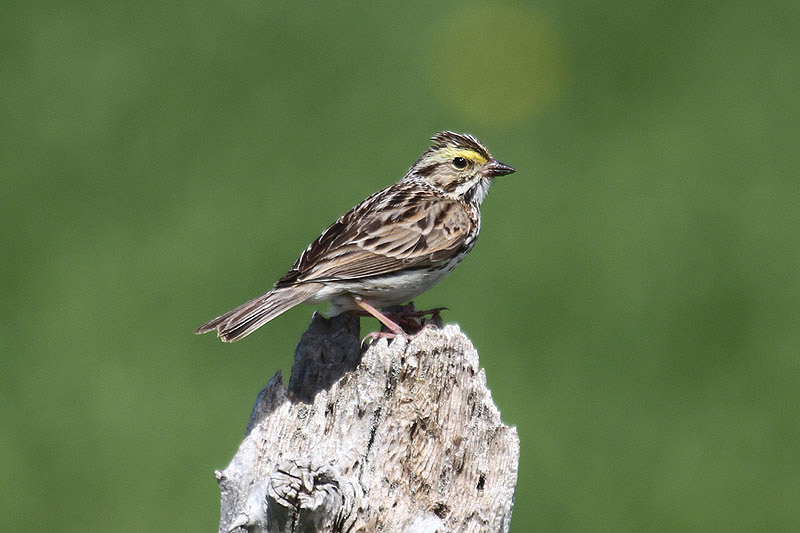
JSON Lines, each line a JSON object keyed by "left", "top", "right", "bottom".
{"left": 217, "top": 313, "right": 519, "bottom": 533}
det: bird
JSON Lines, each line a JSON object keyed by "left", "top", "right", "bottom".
{"left": 195, "top": 131, "right": 515, "bottom": 342}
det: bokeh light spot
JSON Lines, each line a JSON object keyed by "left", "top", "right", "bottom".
{"left": 429, "top": 3, "right": 567, "bottom": 124}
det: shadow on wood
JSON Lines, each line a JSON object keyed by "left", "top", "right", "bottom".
{"left": 217, "top": 312, "right": 519, "bottom": 533}
{"left": 288, "top": 313, "right": 362, "bottom": 404}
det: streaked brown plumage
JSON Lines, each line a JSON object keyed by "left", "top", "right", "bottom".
{"left": 195, "top": 131, "right": 514, "bottom": 342}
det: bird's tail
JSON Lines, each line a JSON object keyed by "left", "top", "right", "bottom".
{"left": 195, "top": 284, "right": 321, "bottom": 342}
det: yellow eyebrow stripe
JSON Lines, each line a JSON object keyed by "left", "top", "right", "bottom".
{"left": 439, "top": 147, "right": 488, "bottom": 165}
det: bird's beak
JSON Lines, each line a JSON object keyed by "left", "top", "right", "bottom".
{"left": 483, "top": 159, "right": 516, "bottom": 178}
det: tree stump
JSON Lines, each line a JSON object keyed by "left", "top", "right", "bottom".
{"left": 216, "top": 312, "right": 519, "bottom": 533}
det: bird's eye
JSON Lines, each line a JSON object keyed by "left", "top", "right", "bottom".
{"left": 452, "top": 157, "right": 468, "bottom": 170}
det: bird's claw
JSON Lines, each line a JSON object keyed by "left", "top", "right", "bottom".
{"left": 357, "top": 301, "right": 447, "bottom": 348}
{"left": 360, "top": 321, "right": 441, "bottom": 348}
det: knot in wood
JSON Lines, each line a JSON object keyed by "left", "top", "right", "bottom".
{"left": 266, "top": 459, "right": 356, "bottom": 532}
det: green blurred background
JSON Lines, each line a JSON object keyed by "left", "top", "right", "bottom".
{"left": 3, "top": 1, "right": 799, "bottom": 530}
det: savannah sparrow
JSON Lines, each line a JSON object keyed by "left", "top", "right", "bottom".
{"left": 195, "top": 131, "right": 514, "bottom": 342}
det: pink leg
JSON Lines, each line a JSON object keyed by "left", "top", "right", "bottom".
{"left": 352, "top": 298, "right": 447, "bottom": 345}
{"left": 351, "top": 297, "right": 407, "bottom": 337}
{"left": 388, "top": 302, "right": 447, "bottom": 319}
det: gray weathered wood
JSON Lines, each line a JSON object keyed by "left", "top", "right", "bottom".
{"left": 217, "top": 312, "right": 519, "bottom": 532}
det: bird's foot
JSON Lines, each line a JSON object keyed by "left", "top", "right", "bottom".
{"left": 382, "top": 301, "right": 446, "bottom": 332}
{"left": 360, "top": 321, "right": 441, "bottom": 347}
{"left": 356, "top": 300, "right": 446, "bottom": 347}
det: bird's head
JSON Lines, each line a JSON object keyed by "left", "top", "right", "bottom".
{"left": 405, "top": 131, "right": 515, "bottom": 205}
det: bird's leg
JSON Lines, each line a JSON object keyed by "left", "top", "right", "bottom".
{"left": 351, "top": 297, "right": 408, "bottom": 342}
{"left": 353, "top": 300, "right": 449, "bottom": 347}
{"left": 389, "top": 301, "right": 447, "bottom": 319}
{"left": 381, "top": 302, "right": 446, "bottom": 332}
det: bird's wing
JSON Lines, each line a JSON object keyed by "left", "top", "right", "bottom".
{"left": 276, "top": 185, "right": 476, "bottom": 286}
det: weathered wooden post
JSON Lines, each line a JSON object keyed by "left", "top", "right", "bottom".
{"left": 217, "top": 313, "right": 519, "bottom": 532}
